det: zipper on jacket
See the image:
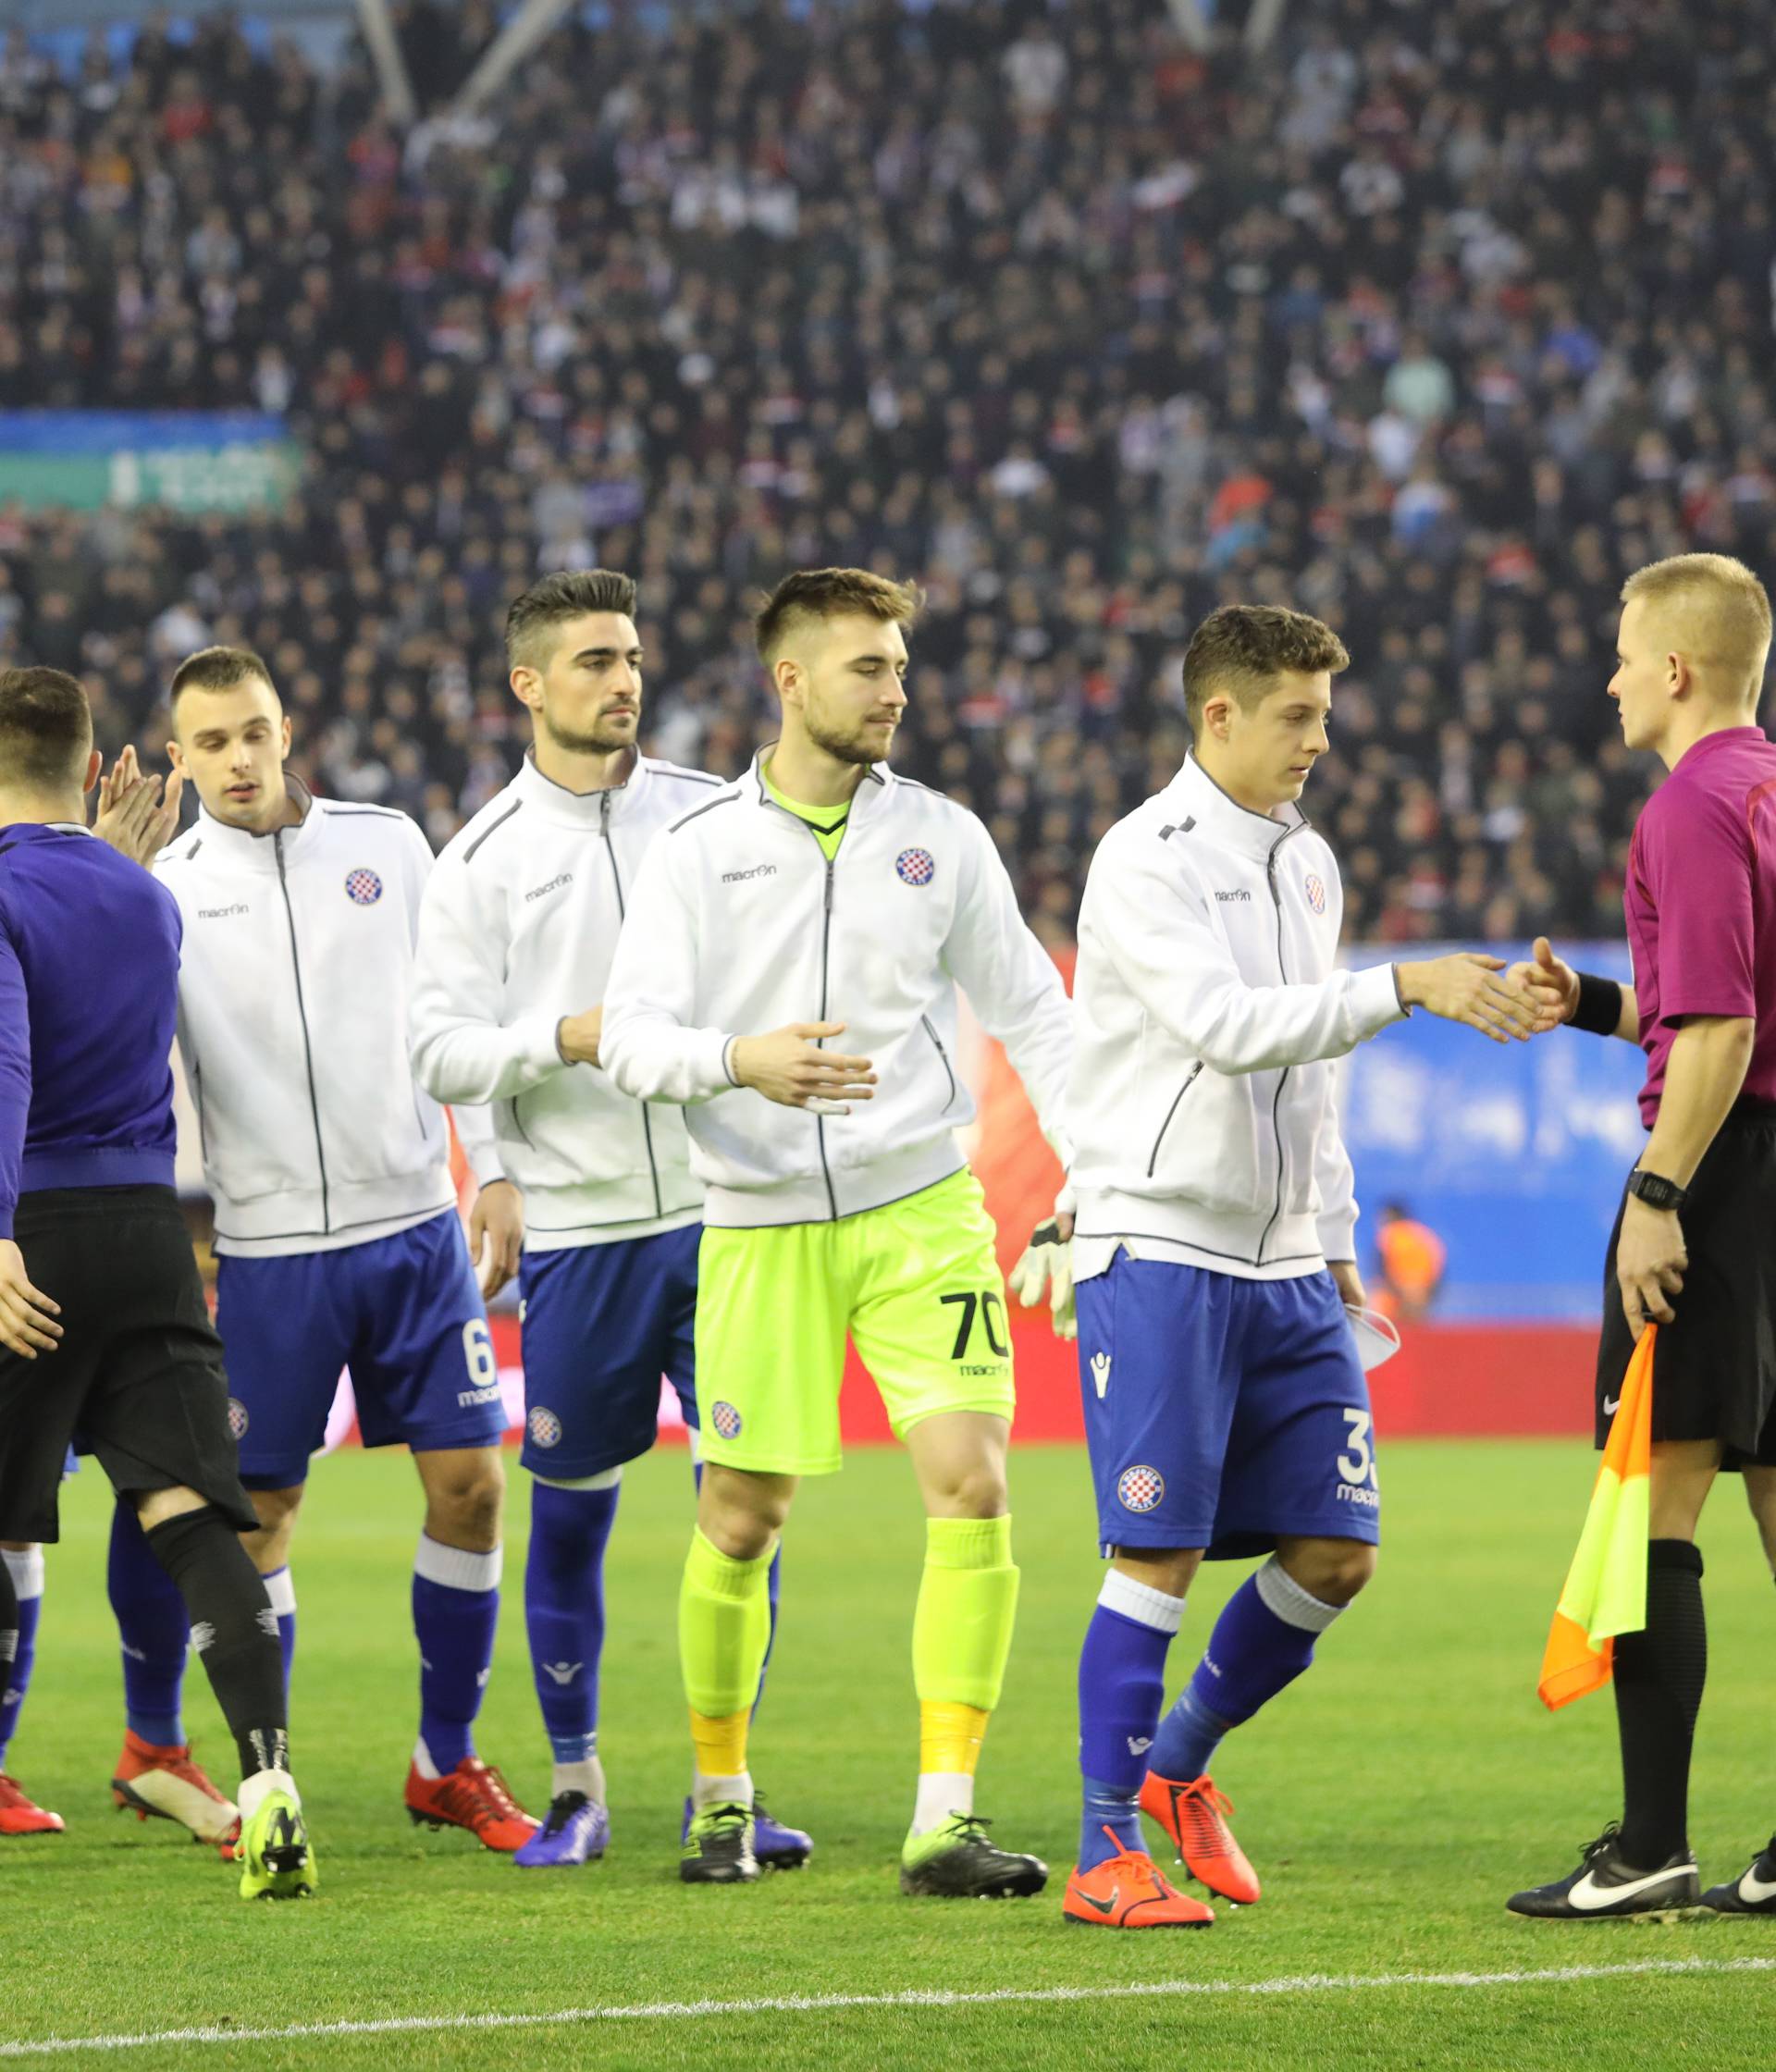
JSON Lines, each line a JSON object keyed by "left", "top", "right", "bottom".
{"left": 1254, "top": 826, "right": 1304, "bottom": 1264}
{"left": 275, "top": 831, "right": 331, "bottom": 1232}
{"left": 1146, "top": 1060, "right": 1203, "bottom": 1178}
{"left": 919, "top": 1012, "right": 958, "bottom": 1112}
{"left": 813, "top": 850, "right": 839, "bottom": 1220}
{"left": 504, "top": 1091, "right": 535, "bottom": 1151}
{"left": 757, "top": 787, "right": 844, "bottom": 1222}
{"left": 601, "top": 793, "right": 664, "bottom": 1219}
{"left": 191, "top": 1060, "right": 210, "bottom": 1166}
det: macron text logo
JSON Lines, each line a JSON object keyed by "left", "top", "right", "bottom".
{"left": 197, "top": 903, "right": 251, "bottom": 919}
{"left": 721, "top": 864, "right": 777, "bottom": 883}
{"left": 525, "top": 874, "right": 573, "bottom": 903}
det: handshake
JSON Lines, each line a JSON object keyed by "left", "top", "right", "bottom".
{"left": 1010, "top": 939, "right": 1590, "bottom": 1343}
{"left": 1392, "top": 939, "right": 1577, "bottom": 1044}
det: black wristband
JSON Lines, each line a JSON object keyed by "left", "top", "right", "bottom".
{"left": 1570, "top": 971, "right": 1623, "bottom": 1037}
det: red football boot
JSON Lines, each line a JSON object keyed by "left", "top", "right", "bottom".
{"left": 111, "top": 1732, "right": 239, "bottom": 1851}
{"left": 1139, "top": 1770, "right": 1261, "bottom": 1904}
{"left": 404, "top": 1758, "right": 537, "bottom": 1852}
{"left": 0, "top": 1773, "right": 64, "bottom": 1834}
{"left": 1063, "top": 1832, "right": 1214, "bottom": 1928}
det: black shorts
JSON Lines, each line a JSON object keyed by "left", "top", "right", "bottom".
{"left": 1595, "top": 1103, "right": 1776, "bottom": 1467}
{"left": 0, "top": 1187, "right": 258, "bottom": 1542}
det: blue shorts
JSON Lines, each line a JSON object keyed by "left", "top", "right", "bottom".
{"left": 216, "top": 1209, "right": 502, "bottom": 1488}
{"left": 517, "top": 1224, "right": 699, "bottom": 1480}
{"left": 1076, "top": 1253, "right": 1380, "bottom": 1559}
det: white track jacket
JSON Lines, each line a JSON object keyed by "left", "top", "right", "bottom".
{"left": 155, "top": 788, "right": 501, "bottom": 1258}
{"left": 410, "top": 752, "right": 722, "bottom": 1249}
{"left": 1067, "top": 756, "right": 1406, "bottom": 1282}
{"left": 599, "top": 755, "right": 1073, "bottom": 1229}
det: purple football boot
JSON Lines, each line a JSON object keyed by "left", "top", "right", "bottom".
{"left": 514, "top": 1791, "right": 610, "bottom": 1868}
{"left": 681, "top": 1791, "right": 811, "bottom": 1869}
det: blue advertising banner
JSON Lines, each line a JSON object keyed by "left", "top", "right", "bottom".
{"left": 0, "top": 411, "right": 299, "bottom": 512}
{"left": 1338, "top": 943, "right": 1644, "bottom": 1322}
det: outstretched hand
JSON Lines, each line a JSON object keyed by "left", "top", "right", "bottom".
{"left": 1504, "top": 937, "right": 1579, "bottom": 1027}
{"left": 1395, "top": 953, "right": 1565, "bottom": 1044}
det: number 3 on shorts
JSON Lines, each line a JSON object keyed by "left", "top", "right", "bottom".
{"left": 938, "top": 1289, "right": 1009, "bottom": 1362}
{"left": 1338, "top": 1408, "right": 1376, "bottom": 1488}
{"left": 462, "top": 1317, "right": 496, "bottom": 1389}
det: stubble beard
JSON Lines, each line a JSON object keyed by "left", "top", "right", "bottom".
{"left": 805, "top": 705, "right": 893, "bottom": 769}
{"left": 542, "top": 707, "right": 638, "bottom": 758}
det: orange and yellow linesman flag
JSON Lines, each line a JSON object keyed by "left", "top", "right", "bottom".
{"left": 1537, "top": 1326, "right": 1656, "bottom": 1709}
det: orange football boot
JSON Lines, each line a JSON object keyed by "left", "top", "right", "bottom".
{"left": 0, "top": 1773, "right": 64, "bottom": 1834}
{"left": 1139, "top": 1770, "right": 1260, "bottom": 1904}
{"left": 404, "top": 1758, "right": 537, "bottom": 1852}
{"left": 1064, "top": 1831, "right": 1215, "bottom": 1928}
{"left": 111, "top": 1732, "right": 239, "bottom": 1851}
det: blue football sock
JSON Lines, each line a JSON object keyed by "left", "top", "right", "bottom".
{"left": 0, "top": 1548, "right": 43, "bottom": 1765}
{"left": 413, "top": 1535, "right": 501, "bottom": 1774}
{"left": 1152, "top": 1558, "right": 1344, "bottom": 1782}
{"left": 695, "top": 1456, "right": 781, "bottom": 1712}
{"left": 261, "top": 1566, "right": 298, "bottom": 1694}
{"left": 107, "top": 1500, "right": 189, "bottom": 1747}
{"left": 524, "top": 1480, "right": 619, "bottom": 1764}
{"left": 1077, "top": 1570, "right": 1185, "bottom": 1871}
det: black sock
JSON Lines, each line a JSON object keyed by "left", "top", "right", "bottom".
{"left": 1613, "top": 1537, "right": 1706, "bottom": 1867}
{"left": 143, "top": 1506, "right": 290, "bottom": 1783}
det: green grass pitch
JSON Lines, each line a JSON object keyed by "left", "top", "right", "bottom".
{"left": 3, "top": 1437, "right": 1772, "bottom": 2070}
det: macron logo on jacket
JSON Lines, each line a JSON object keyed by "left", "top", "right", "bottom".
{"left": 599, "top": 753, "right": 1075, "bottom": 1230}
{"left": 1067, "top": 757, "right": 1405, "bottom": 1282}
{"left": 411, "top": 753, "right": 718, "bottom": 1251}
{"left": 155, "top": 793, "right": 471, "bottom": 1258}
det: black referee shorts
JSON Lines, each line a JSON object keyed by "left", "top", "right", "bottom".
{"left": 1595, "top": 1102, "right": 1776, "bottom": 1466}
{"left": 0, "top": 1186, "right": 258, "bottom": 1542}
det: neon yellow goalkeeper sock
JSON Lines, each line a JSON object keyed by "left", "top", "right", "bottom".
{"left": 909, "top": 1515, "right": 1018, "bottom": 1832}
{"left": 679, "top": 1528, "right": 772, "bottom": 1798}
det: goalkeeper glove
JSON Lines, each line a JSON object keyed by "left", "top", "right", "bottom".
{"left": 1009, "top": 1186, "right": 1076, "bottom": 1340}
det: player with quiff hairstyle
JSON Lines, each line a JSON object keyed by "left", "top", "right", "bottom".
{"left": 602, "top": 566, "right": 1076, "bottom": 1894}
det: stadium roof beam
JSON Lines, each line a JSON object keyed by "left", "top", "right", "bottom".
{"left": 357, "top": 0, "right": 416, "bottom": 126}
{"left": 1164, "top": 0, "right": 1214, "bottom": 54}
{"left": 1164, "top": 0, "right": 1291, "bottom": 54}
{"left": 1245, "top": 0, "right": 1290, "bottom": 53}
{"left": 450, "top": 0, "right": 578, "bottom": 117}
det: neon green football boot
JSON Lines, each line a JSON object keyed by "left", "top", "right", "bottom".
{"left": 899, "top": 1811, "right": 1047, "bottom": 1897}
{"left": 237, "top": 1787, "right": 317, "bottom": 1900}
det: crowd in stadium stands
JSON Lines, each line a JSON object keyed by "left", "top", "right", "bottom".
{"left": 1, "top": 0, "right": 1773, "bottom": 944}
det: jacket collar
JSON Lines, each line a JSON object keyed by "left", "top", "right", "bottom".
{"left": 747, "top": 746, "right": 891, "bottom": 820}
{"left": 192, "top": 773, "right": 320, "bottom": 870}
{"left": 1165, "top": 755, "right": 1308, "bottom": 862}
{"left": 514, "top": 747, "right": 648, "bottom": 828}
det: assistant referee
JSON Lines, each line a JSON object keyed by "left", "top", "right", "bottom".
{"left": 0, "top": 666, "right": 314, "bottom": 1900}
{"left": 1507, "top": 554, "right": 1776, "bottom": 1921}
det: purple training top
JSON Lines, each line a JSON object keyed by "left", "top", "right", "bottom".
{"left": 1624, "top": 726, "right": 1776, "bottom": 1127}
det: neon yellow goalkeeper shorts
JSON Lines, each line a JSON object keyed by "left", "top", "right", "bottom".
{"left": 694, "top": 1167, "right": 1016, "bottom": 1476}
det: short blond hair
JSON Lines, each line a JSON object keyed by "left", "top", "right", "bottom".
{"left": 754, "top": 568, "right": 922, "bottom": 665}
{"left": 1621, "top": 553, "right": 1772, "bottom": 702}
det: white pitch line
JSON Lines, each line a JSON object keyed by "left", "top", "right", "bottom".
{"left": 4, "top": 1955, "right": 1771, "bottom": 2059}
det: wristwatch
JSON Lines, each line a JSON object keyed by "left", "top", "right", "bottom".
{"left": 1626, "top": 1168, "right": 1688, "bottom": 1213}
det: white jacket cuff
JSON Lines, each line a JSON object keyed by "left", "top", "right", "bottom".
{"left": 1352, "top": 962, "right": 1410, "bottom": 1037}
{"left": 517, "top": 1009, "right": 570, "bottom": 1077}
{"left": 1316, "top": 1208, "right": 1359, "bottom": 1261}
{"left": 463, "top": 1137, "right": 508, "bottom": 1189}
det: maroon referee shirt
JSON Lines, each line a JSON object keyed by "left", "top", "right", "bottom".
{"left": 1624, "top": 725, "right": 1776, "bottom": 1127}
